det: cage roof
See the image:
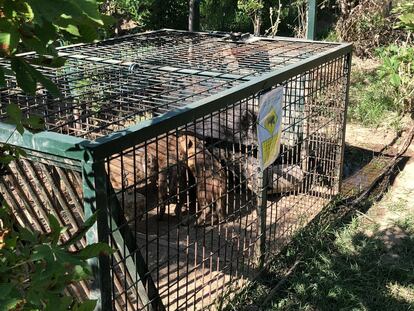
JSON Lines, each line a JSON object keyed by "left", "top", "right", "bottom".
{"left": 0, "top": 30, "right": 340, "bottom": 141}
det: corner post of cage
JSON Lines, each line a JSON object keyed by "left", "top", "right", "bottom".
{"left": 307, "top": 0, "right": 317, "bottom": 40}
{"left": 82, "top": 153, "right": 112, "bottom": 311}
{"left": 256, "top": 167, "right": 268, "bottom": 268}
{"left": 337, "top": 50, "right": 353, "bottom": 193}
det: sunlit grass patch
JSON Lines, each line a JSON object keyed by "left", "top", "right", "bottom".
{"left": 220, "top": 207, "right": 414, "bottom": 311}
{"left": 387, "top": 283, "right": 414, "bottom": 304}
{"left": 347, "top": 60, "right": 405, "bottom": 131}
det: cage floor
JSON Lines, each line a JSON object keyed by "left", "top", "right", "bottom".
{"left": 128, "top": 188, "right": 330, "bottom": 310}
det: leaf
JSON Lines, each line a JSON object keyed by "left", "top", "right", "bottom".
{"left": 19, "top": 227, "right": 37, "bottom": 244}
{"left": 6, "top": 104, "right": 25, "bottom": 135}
{"left": 78, "top": 23, "right": 98, "bottom": 42}
{"left": 73, "top": 299, "right": 97, "bottom": 311}
{"left": 72, "top": 264, "right": 91, "bottom": 281}
{"left": 78, "top": 243, "right": 113, "bottom": 259}
{"left": 0, "top": 297, "right": 24, "bottom": 311}
{"left": 25, "top": 115, "right": 45, "bottom": 131}
{"left": 14, "top": 146, "right": 27, "bottom": 157}
{"left": 11, "top": 58, "right": 36, "bottom": 95}
{"left": 48, "top": 214, "right": 62, "bottom": 245}
{"left": 0, "top": 28, "right": 19, "bottom": 55}
{"left": 390, "top": 74, "right": 401, "bottom": 87}
{"left": 71, "top": 0, "right": 104, "bottom": 25}
{"left": 31, "top": 244, "right": 54, "bottom": 262}
{"left": 0, "top": 154, "right": 15, "bottom": 165}
{"left": 52, "top": 246, "right": 83, "bottom": 266}
{"left": 61, "top": 212, "right": 97, "bottom": 247}
{"left": 62, "top": 24, "right": 81, "bottom": 37}
{"left": 28, "top": 56, "right": 66, "bottom": 68}
{"left": 44, "top": 295, "right": 73, "bottom": 311}
{"left": 101, "top": 14, "right": 116, "bottom": 27}
{"left": 21, "top": 36, "right": 50, "bottom": 55}
{"left": 33, "top": 21, "right": 59, "bottom": 46}
{"left": 26, "top": 64, "right": 61, "bottom": 97}
{"left": 0, "top": 283, "right": 12, "bottom": 297}
{"left": 6, "top": 104, "right": 22, "bottom": 124}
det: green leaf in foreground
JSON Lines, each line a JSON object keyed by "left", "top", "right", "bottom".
{"left": 78, "top": 242, "right": 114, "bottom": 259}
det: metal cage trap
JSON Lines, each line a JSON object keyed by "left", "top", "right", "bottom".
{"left": 0, "top": 29, "right": 352, "bottom": 310}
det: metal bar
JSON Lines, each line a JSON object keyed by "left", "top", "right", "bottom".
{"left": 255, "top": 169, "right": 268, "bottom": 269}
{"left": 161, "top": 28, "right": 339, "bottom": 45}
{"left": 89, "top": 43, "right": 352, "bottom": 159}
{"left": 337, "top": 51, "right": 353, "bottom": 192}
{"left": 10, "top": 29, "right": 168, "bottom": 59}
{"left": 0, "top": 123, "right": 90, "bottom": 161}
{"left": 82, "top": 161, "right": 113, "bottom": 311}
{"left": 307, "top": 0, "right": 317, "bottom": 40}
{"left": 55, "top": 166, "right": 83, "bottom": 212}
{"left": 23, "top": 150, "right": 82, "bottom": 172}
{"left": 38, "top": 162, "right": 81, "bottom": 230}
{"left": 106, "top": 181, "right": 165, "bottom": 311}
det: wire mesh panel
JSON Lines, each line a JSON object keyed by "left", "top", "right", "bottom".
{"left": 0, "top": 153, "right": 90, "bottom": 300}
{"left": 1, "top": 31, "right": 336, "bottom": 140}
{"left": 0, "top": 30, "right": 351, "bottom": 310}
{"left": 99, "top": 53, "right": 350, "bottom": 310}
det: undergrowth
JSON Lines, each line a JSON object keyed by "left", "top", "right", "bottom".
{"left": 348, "top": 66, "right": 397, "bottom": 128}
{"left": 219, "top": 199, "right": 414, "bottom": 311}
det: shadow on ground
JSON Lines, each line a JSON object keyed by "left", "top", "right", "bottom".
{"left": 221, "top": 153, "right": 414, "bottom": 311}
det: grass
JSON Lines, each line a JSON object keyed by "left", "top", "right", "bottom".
{"left": 346, "top": 56, "right": 412, "bottom": 134}
{"left": 220, "top": 200, "right": 414, "bottom": 311}
{"left": 348, "top": 65, "right": 398, "bottom": 128}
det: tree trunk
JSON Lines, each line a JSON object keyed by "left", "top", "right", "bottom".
{"left": 253, "top": 14, "right": 261, "bottom": 35}
{"left": 188, "top": 0, "right": 200, "bottom": 31}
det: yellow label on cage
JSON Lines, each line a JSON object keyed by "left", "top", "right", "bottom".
{"left": 261, "top": 132, "right": 281, "bottom": 168}
{"left": 263, "top": 109, "right": 278, "bottom": 135}
{"left": 257, "top": 86, "right": 283, "bottom": 170}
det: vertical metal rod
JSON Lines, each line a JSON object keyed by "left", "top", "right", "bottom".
{"left": 256, "top": 168, "right": 268, "bottom": 268}
{"left": 337, "top": 52, "right": 352, "bottom": 193}
{"left": 307, "top": 0, "right": 317, "bottom": 40}
{"left": 82, "top": 160, "right": 113, "bottom": 311}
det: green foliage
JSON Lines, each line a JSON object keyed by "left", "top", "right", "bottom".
{"left": 348, "top": 85, "right": 396, "bottom": 127}
{"left": 237, "top": 0, "right": 263, "bottom": 18}
{"left": 102, "top": 0, "right": 151, "bottom": 28}
{"left": 348, "top": 67, "right": 396, "bottom": 127}
{"left": 0, "top": 102, "right": 44, "bottom": 176}
{"left": 0, "top": 0, "right": 112, "bottom": 96}
{"left": 0, "top": 0, "right": 110, "bottom": 179}
{"left": 393, "top": 0, "right": 414, "bottom": 32}
{"left": 348, "top": 44, "right": 414, "bottom": 128}
{"left": 377, "top": 45, "right": 414, "bottom": 114}
{"left": 0, "top": 205, "right": 113, "bottom": 310}
{"left": 335, "top": 0, "right": 408, "bottom": 58}
{"left": 201, "top": 0, "right": 244, "bottom": 32}
{"left": 141, "top": 0, "right": 188, "bottom": 30}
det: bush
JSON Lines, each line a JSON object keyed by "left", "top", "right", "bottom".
{"left": 377, "top": 45, "right": 414, "bottom": 115}
{"left": 0, "top": 206, "right": 112, "bottom": 310}
{"left": 335, "top": 0, "right": 408, "bottom": 57}
{"left": 348, "top": 66, "right": 396, "bottom": 127}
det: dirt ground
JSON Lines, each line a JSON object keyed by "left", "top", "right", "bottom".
{"left": 346, "top": 121, "right": 414, "bottom": 262}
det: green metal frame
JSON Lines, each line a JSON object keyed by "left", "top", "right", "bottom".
{"left": 0, "top": 38, "right": 351, "bottom": 162}
{"left": 307, "top": 0, "right": 317, "bottom": 40}
{"left": 0, "top": 29, "right": 352, "bottom": 310}
{"left": 82, "top": 161, "right": 112, "bottom": 310}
